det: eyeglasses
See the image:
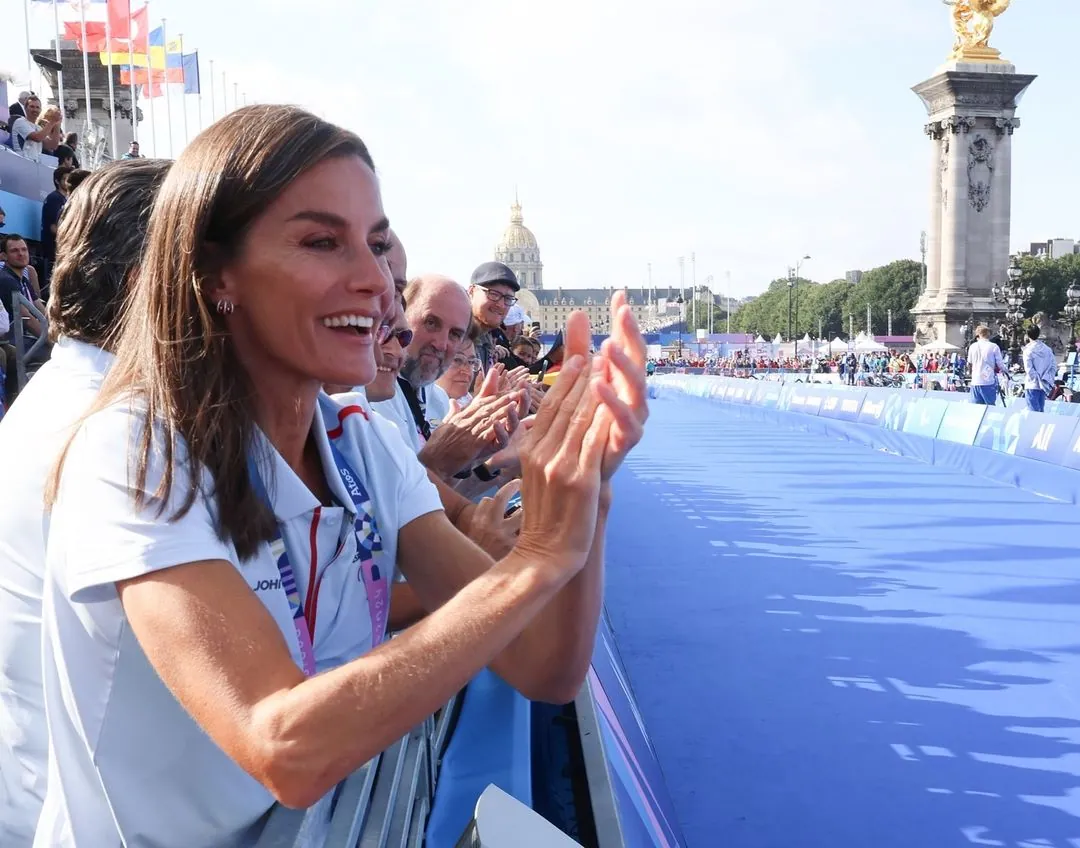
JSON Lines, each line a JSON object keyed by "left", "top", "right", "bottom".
{"left": 451, "top": 354, "right": 481, "bottom": 372}
{"left": 376, "top": 324, "right": 414, "bottom": 347}
{"left": 482, "top": 288, "right": 517, "bottom": 307}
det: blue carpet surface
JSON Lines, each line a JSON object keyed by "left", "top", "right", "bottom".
{"left": 606, "top": 394, "right": 1080, "bottom": 848}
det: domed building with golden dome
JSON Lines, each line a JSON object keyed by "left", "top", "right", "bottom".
{"left": 491, "top": 194, "right": 661, "bottom": 336}
{"left": 495, "top": 195, "right": 543, "bottom": 292}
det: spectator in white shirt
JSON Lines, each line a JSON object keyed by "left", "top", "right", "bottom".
{"left": 335, "top": 250, "right": 526, "bottom": 631}
{"left": 0, "top": 157, "right": 170, "bottom": 846}
{"left": 1022, "top": 324, "right": 1057, "bottom": 413}
{"left": 9, "top": 96, "right": 58, "bottom": 161}
{"left": 36, "top": 104, "right": 648, "bottom": 847}
{"left": 967, "top": 325, "right": 1005, "bottom": 405}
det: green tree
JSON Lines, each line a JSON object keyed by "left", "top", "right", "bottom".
{"left": 1017, "top": 253, "right": 1080, "bottom": 319}
{"left": 799, "top": 280, "right": 850, "bottom": 339}
{"left": 730, "top": 278, "right": 801, "bottom": 337}
{"left": 843, "top": 260, "right": 923, "bottom": 336}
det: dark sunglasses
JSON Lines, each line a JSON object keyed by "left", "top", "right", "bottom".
{"left": 376, "top": 324, "right": 414, "bottom": 347}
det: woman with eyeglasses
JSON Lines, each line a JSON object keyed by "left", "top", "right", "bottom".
{"left": 430, "top": 330, "right": 482, "bottom": 424}
{"left": 36, "top": 105, "right": 649, "bottom": 846}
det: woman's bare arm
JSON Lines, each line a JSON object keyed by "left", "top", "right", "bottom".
{"left": 117, "top": 548, "right": 569, "bottom": 809}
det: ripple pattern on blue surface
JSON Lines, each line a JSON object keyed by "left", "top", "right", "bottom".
{"left": 607, "top": 394, "right": 1080, "bottom": 848}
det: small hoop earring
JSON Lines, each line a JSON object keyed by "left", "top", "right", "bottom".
{"left": 216, "top": 299, "right": 235, "bottom": 315}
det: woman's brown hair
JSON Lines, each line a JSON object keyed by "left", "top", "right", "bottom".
{"left": 48, "top": 105, "right": 375, "bottom": 560}
{"left": 47, "top": 158, "right": 171, "bottom": 346}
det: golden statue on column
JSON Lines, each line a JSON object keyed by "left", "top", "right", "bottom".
{"left": 944, "top": 0, "right": 1013, "bottom": 62}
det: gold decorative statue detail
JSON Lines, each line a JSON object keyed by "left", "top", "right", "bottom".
{"left": 944, "top": 0, "right": 1012, "bottom": 62}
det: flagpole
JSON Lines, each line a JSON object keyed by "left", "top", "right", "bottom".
{"left": 222, "top": 70, "right": 227, "bottom": 112}
{"left": 104, "top": 1, "right": 119, "bottom": 158}
{"left": 177, "top": 33, "right": 189, "bottom": 145}
{"left": 22, "top": 0, "right": 34, "bottom": 92}
{"left": 51, "top": 1, "right": 66, "bottom": 127}
{"left": 160, "top": 17, "right": 173, "bottom": 157}
{"left": 233, "top": 82, "right": 238, "bottom": 113}
{"left": 148, "top": 82, "right": 157, "bottom": 156}
{"left": 78, "top": 0, "right": 94, "bottom": 146}
{"left": 196, "top": 54, "right": 203, "bottom": 131}
{"left": 127, "top": 0, "right": 137, "bottom": 142}
{"left": 209, "top": 58, "right": 215, "bottom": 122}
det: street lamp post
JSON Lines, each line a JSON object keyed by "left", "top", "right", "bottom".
{"left": 791, "top": 255, "right": 810, "bottom": 362}
{"left": 962, "top": 315, "right": 976, "bottom": 347}
{"left": 790, "top": 267, "right": 799, "bottom": 354}
{"left": 676, "top": 293, "right": 685, "bottom": 358}
{"left": 702, "top": 275, "right": 714, "bottom": 334}
{"left": 990, "top": 256, "right": 1033, "bottom": 366}
{"left": 1065, "top": 279, "right": 1080, "bottom": 382}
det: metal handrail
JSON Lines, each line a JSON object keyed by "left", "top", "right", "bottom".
{"left": 252, "top": 691, "right": 462, "bottom": 848}
{"left": 10, "top": 291, "right": 49, "bottom": 391}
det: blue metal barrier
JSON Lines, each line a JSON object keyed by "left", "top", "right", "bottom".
{"left": 651, "top": 373, "right": 1080, "bottom": 505}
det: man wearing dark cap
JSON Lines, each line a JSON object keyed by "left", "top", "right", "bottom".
{"left": 468, "top": 261, "right": 518, "bottom": 371}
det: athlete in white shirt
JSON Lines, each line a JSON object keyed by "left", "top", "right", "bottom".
{"left": 967, "top": 325, "right": 1005, "bottom": 405}
{"left": 37, "top": 106, "right": 648, "bottom": 847}
{"left": 0, "top": 159, "right": 170, "bottom": 846}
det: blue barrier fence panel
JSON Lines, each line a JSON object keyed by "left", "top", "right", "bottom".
{"left": 649, "top": 374, "right": 1080, "bottom": 504}
{"left": 937, "top": 403, "right": 987, "bottom": 446}
{"left": 1016, "top": 413, "right": 1080, "bottom": 466}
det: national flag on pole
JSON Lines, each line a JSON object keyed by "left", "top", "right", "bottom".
{"left": 181, "top": 53, "right": 200, "bottom": 95}
{"left": 99, "top": 22, "right": 175, "bottom": 68}
{"left": 64, "top": 3, "right": 146, "bottom": 53}
{"left": 120, "top": 51, "right": 197, "bottom": 96}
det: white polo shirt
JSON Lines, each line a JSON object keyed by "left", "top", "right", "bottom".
{"left": 369, "top": 383, "right": 427, "bottom": 452}
{"left": 426, "top": 384, "right": 451, "bottom": 428}
{"left": 0, "top": 337, "right": 113, "bottom": 845}
{"left": 35, "top": 393, "right": 442, "bottom": 847}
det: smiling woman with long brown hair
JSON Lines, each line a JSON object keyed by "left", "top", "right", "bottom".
{"left": 36, "top": 105, "right": 648, "bottom": 846}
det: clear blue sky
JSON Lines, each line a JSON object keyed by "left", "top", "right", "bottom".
{"left": 6, "top": 0, "right": 1078, "bottom": 299}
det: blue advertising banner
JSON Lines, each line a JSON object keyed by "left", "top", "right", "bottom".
{"left": 758, "top": 384, "right": 783, "bottom": 409}
{"left": 881, "top": 392, "right": 916, "bottom": 432}
{"left": 936, "top": 403, "right": 987, "bottom": 446}
{"left": 799, "top": 386, "right": 826, "bottom": 417}
{"left": 818, "top": 389, "right": 865, "bottom": 421}
{"left": 1059, "top": 426, "right": 1080, "bottom": 471}
{"left": 974, "top": 405, "right": 1028, "bottom": 455}
{"left": 1015, "top": 413, "right": 1080, "bottom": 466}
{"left": 786, "top": 386, "right": 812, "bottom": 414}
{"left": 903, "top": 397, "right": 950, "bottom": 439}
{"left": 858, "top": 394, "right": 888, "bottom": 426}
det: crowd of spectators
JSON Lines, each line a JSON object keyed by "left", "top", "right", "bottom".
{"left": 0, "top": 105, "right": 648, "bottom": 845}
{"left": 653, "top": 349, "right": 968, "bottom": 378}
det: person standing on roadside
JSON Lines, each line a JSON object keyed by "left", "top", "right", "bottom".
{"left": 1022, "top": 325, "right": 1056, "bottom": 413}
{"left": 967, "top": 325, "right": 1004, "bottom": 406}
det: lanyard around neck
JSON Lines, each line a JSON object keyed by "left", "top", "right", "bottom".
{"left": 249, "top": 441, "right": 388, "bottom": 677}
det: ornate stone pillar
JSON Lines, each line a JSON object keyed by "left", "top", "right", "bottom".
{"left": 923, "top": 121, "right": 945, "bottom": 299}
{"left": 910, "top": 63, "right": 1035, "bottom": 347}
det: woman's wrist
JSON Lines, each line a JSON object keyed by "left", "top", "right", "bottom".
{"left": 598, "top": 482, "right": 613, "bottom": 514}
